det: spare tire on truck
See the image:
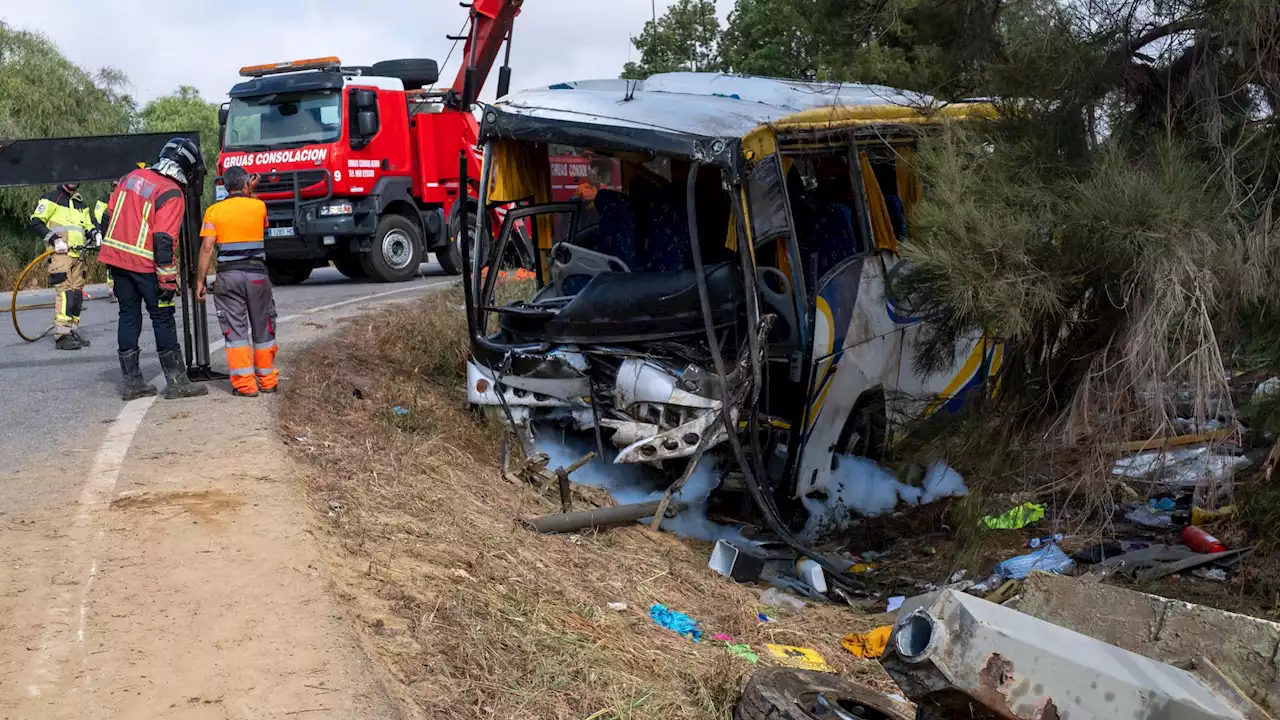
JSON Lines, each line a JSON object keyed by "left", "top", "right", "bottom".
{"left": 735, "top": 668, "right": 912, "bottom": 720}
{"left": 371, "top": 59, "right": 440, "bottom": 90}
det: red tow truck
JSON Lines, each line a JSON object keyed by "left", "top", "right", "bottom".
{"left": 215, "top": 0, "right": 522, "bottom": 284}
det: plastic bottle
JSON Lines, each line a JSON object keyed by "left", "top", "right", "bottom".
{"left": 759, "top": 587, "right": 806, "bottom": 614}
{"left": 1026, "top": 533, "right": 1065, "bottom": 549}
{"left": 1181, "top": 525, "right": 1228, "bottom": 553}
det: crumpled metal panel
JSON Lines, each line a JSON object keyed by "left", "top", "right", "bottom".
{"left": 879, "top": 589, "right": 1246, "bottom": 720}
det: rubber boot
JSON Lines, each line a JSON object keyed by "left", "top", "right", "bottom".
{"left": 118, "top": 349, "right": 158, "bottom": 401}
{"left": 55, "top": 334, "right": 84, "bottom": 351}
{"left": 158, "top": 348, "right": 209, "bottom": 400}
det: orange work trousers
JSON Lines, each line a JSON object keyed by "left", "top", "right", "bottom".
{"left": 213, "top": 268, "right": 278, "bottom": 395}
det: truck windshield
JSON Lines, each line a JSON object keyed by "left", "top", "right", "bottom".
{"left": 224, "top": 90, "right": 342, "bottom": 149}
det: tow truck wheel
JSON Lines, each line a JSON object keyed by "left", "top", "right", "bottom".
{"left": 267, "top": 260, "right": 314, "bottom": 286}
{"left": 332, "top": 251, "right": 369, "bottom": 280}
{"left": 362, "top": 214, "right": 423, "bottom": 283}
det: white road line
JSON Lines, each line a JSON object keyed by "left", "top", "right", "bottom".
{"left": 25, "top": 278, "right": 450, "bottom": 700}
{"left": 27, "top": 396, "right": 155, "bottom": 697}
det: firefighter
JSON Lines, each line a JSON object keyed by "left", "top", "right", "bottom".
{"left": 194, "top": 166, "right": 277, "bottom": 397}
{"left": 99, "top": 138, "right": 209, "bottom": 401}
{"left": 90, "top": 182, "right": 119, "bottom": 303}
{"left": 29, "top": 182, "right": 95, "bottom": 349}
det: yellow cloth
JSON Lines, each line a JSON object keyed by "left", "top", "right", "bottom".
{"left": 488, "top": 140, "right": 554, "bottom": 281}
{"left": 841, "top": 625, "right": 893, "bottom": 659}
{"left": 895, "top": 146, "right": 923, "bottom": 217}
{"left": 859, "top": 152, "right": 898, "bottom": 252}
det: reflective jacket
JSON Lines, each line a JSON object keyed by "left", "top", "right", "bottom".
{"left": 98, "top": 168, "right": 186, "bottom": 291}
{"left": 29, "top": 189, "right": 92, "bottom": 258}
{"left": 91, "top": 200, "right": 109, "bottom": 232}
{"left": 200, "top": 194, "right": 268, "bottom": 270}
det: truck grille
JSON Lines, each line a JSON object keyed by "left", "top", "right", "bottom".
{"left": 256, "top": 170, "right": 328, "bottom": 196}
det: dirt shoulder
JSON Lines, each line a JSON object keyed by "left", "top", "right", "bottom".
{"left": 0, "top": 301, "right": 420, "bottom": 720}
{"left": 278, "top": 286, "right": 895, "bottom": 720}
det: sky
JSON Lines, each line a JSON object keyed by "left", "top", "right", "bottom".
{"left": 2, "top": 0, "right": 734, "bottom": 105}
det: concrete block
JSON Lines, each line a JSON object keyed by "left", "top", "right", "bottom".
{"left": 1018, "top": 572, "right": 1280, "bottom": 714}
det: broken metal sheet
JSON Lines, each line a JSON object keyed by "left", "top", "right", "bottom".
{"left": 486, "top": 73, "right": 933, "bottom": 145}
{"left": 1111, "top": 446, "right": 1250, "bottom": 488}
{"left": 614, "top": 408, "right": 727, "bottom": 464}
{"left": 880, "top": 589, "right": 1246, "bottom": 720}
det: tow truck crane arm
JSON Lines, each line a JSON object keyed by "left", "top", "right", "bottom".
{"left": 449, "top": 0, "right": 523, "bottom": 110}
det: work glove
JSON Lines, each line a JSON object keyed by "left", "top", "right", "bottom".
{"left": 86, "top": 229, "right": 103, "bottom": 250}
{"left": 158, "top": 287, "right": 176, "bottom": 309}
{"left": 53, "top": 238, "right": 69, "bottom": 255}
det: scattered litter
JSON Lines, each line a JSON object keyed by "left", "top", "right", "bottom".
{"left": 1255, "top": 376, "right": 1280, "bottom": 400}
{"left": 795, "top": 557, "right": 827, "bottom": 593}
{"left": 1073, "top": 541, "right": 1150, "bottom": 564}
{"left": 841, "top": 625, "right": 892, "bottom": 659}
{"left": 708, "top": 540, "right": 765, "bottom": 583}
{"left": 607, "top": 601, "right": 628, "bottom": 612}
{"left": 712, "top": 635, "right": 760, "bottom": 663}
{"left": 970, "top": 573, "right": 1003, "bottom": 594}
{"left": 294, "top": 436, "right": 308, "bottom": 443}
{"left": 1026, "top": 533, "right": 1065, "bottom": 549}
{"left": 648, "top": 604, "right": 701, "bottom": 642}
{"left": 886, "top": 596, "right": 905, "bottom": 612}
{"left": 759, "top": 587, "right": 806, "bottom": 614}
{"left": 949, "top": 569, "right": 967, "bottom": 583}
{"left": 982, "top": 502, "right": 1045, "bottom": 530}
{"left": 983, "top": 579, "right": 1022, "bottom": 605}
{"left": 994, "top": 543, "right": 1075, "bottom": 580}
{"left": 848, "top": 563, "right": 877, "bottom": 574}
{"left": 1180, "top": 525, "right": 1228, "bottom": 554}
{"left": 757, "top": 613, "right": 773, "bottom": 623}
{"left": 1150, "top": 497, "right": 1177, "bottom": 511}
{"left": 1125, "top": 506, "right": 1173, "bottom": 528}
{"left": 860, "top": 550, "right": 888, "bottom": 562}
{"left": 391, "top": 406, "right": 409, "bottom": 416}
{"left": 764, "top": 644, "right": 833, "bottom": 672}
{"left": 1192, "top": 567, "right": 1228, "bottom": 582}
{"left": 1191, "top": 505, "right": 1236, "bottom": 526}
{"left": 1111, "top": 447, "right": 1249, "bottom": 489}
{"left": 1135, "top": 549, "right": 1250, "bottom": 583}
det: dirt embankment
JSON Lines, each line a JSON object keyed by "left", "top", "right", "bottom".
{"left": 279, "top": 286, "right": 891, "bottom": 720}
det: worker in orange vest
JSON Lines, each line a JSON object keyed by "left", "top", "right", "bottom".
{"left": 195, "top": 166, "right": 278, "bottom": 397}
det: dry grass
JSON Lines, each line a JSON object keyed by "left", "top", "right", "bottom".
{"left": 279, "top": 283, "right": 890, "bottom": 720}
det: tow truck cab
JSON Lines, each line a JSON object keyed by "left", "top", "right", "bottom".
{"left": 217, "top": 56, "right": 475, "bottom": 285}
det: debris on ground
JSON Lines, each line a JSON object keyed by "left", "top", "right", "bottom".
{"left": 981, "top": 501, "right": 1045, "bottom": 529}
{"left": 994, "top": 543, "right": 1075, "bottom": 580}
{"left": 758, "top": 587, "right": 806, "bottom": 614}
{"left": 879, "top": 589, "right": 1248, "bottom": 719}
{"left": 763, "top": 644, "right": 833, "bottom": 673}
{"left": 841, "top": 625, "right": 892, "bottom": 659}
{"left": 648, "top": 603, "right": 702, "bottom": 642}
{"left": 1017, "top": 573, "right": 1280, "bottom": 717}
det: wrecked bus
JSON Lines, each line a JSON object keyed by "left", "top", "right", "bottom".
{"left": 461, "top": 73, "right": 1000, "bottom": 536}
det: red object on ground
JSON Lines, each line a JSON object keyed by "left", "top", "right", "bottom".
{"left": 1181, "top": 525, "right": 1228, "bottom": 553}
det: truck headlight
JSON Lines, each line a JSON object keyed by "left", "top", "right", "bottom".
{"left": 319, "top": 202, "right": 353, "bottom": 216}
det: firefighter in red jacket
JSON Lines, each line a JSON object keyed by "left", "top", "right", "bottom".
{"left": 98, "top": 138, "right": 208, "bottom": 401}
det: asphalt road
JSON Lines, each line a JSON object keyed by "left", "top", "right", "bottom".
{"left": 0, "top": 262, "right": 454, "bottom": 516}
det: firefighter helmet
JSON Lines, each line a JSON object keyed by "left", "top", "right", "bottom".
{"left": 154, "top": 137, "right": 203, "bottom": 184}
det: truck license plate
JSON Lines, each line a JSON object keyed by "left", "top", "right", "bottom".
{"left": 267, "top": 226, "right": 296, "bottom": 238}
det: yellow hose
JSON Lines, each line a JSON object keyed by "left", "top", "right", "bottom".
{"left": 9, "top": 249, "right": 56, "bottom": 342}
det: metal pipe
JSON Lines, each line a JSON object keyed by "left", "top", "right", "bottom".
{"left": 523, "top": 501, "right": 687, "bottom": 534}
